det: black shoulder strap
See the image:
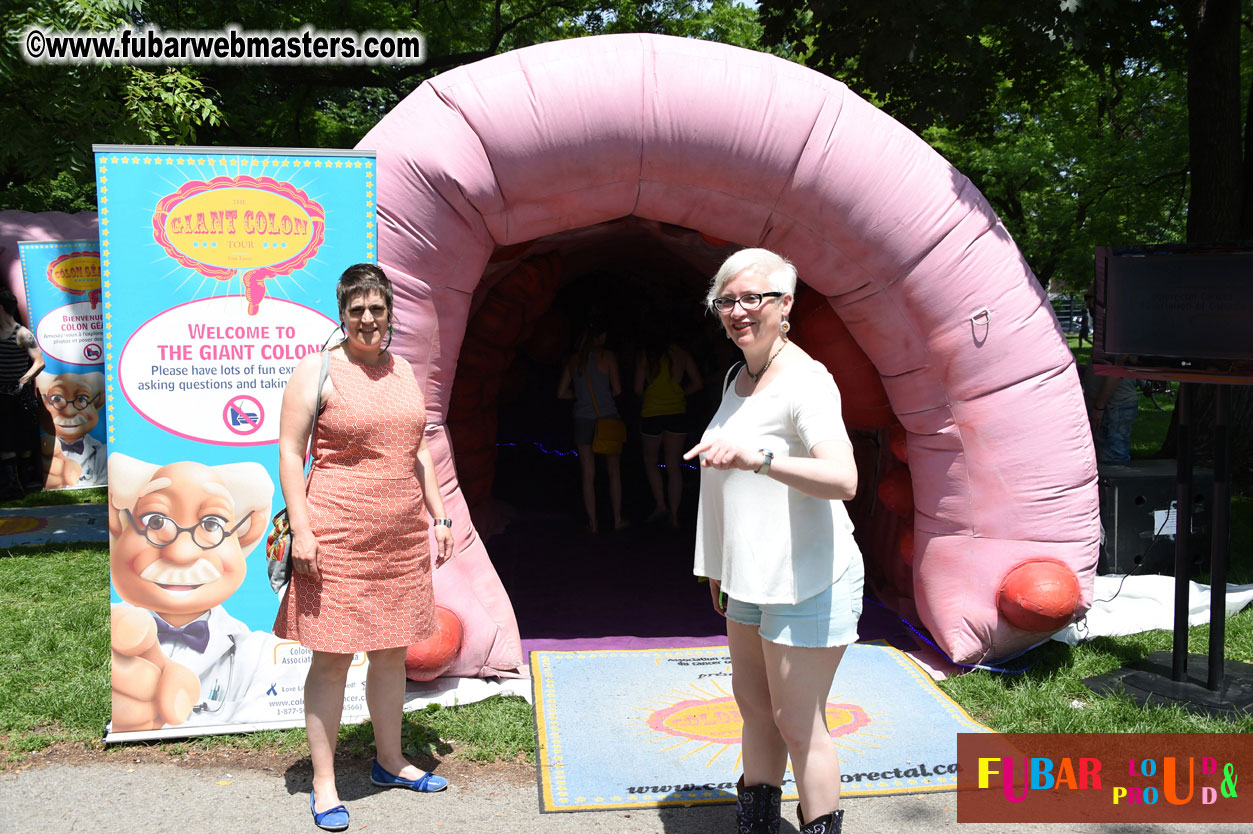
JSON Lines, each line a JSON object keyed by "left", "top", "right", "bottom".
{"left": 723, "top": 361, "right": 744, "bottom": 393}
{"left": 316, "top": 349, "right": 331, "bottom": 412}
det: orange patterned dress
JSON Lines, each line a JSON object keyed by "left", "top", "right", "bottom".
{"left": 273, "top": 351, "right": 436, "bottom": 653}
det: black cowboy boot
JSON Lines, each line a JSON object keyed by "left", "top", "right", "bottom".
{"left": 735, "top": 775, "right": 782, "bottom": 834}
{"left": 799, "top": 808, "right": 844, "bottom": 834}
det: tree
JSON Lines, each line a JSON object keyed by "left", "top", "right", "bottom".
{"left": 759, "top": 0, "right": 1252, "bottom": 484}
{"left": 1, "top": 1, "right": 223, "bottom": 211}
{"left": 3, "top": 0, "right": 765, "bottom": 209}
{"left": 924, "top": 56, "right": 1189, "bottom": 291}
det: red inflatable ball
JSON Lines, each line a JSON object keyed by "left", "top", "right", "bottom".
{"left": 889, "top": 423, "right": 908, "bottom": 463}
{"left": 405, "top": 606, "right": 465, "bottom": 682}
{"left": 996, "top": 561, "right": 1081, "bottom": 633}
{"left": 877, "top": 466, "right": 914, "bottom": 518}
{"left": 898, "top": 524, "right": 915, "bottom": 566}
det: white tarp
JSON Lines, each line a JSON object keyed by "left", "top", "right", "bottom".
{"left": 1053, "top": 574, "right": 1253, "bottom": 645}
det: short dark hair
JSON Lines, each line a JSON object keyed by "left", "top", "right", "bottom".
{"left": 336, "top": 263, "right": 394, "bottom": 319}
{"left": 0, "top": 286, "right": 18, "bottom": 320}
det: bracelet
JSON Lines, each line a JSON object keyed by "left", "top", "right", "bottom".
{"left": 432, "top": 517, "right": 453, "bottom": 528}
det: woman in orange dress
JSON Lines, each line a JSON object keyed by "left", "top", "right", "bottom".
{"left": 273, "top": 264, "right": 455, "bottom": 831}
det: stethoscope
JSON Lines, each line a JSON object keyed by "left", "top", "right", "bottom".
{"left": 191, "top": 635, "right": 238, "bottom": 715}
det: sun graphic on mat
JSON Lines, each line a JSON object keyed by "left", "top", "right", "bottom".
{"left": 631, "top": 679, "right": 888, "bottom": 771}
{"left": 0, "top": 517, "right": 48, "bottom": 536}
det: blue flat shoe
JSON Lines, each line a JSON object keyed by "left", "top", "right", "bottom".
{"left": 310, "top": 791, "right": 349, "bottom": 832}
{"left": 370, "top": 759, "right": 449, "bottom": 792}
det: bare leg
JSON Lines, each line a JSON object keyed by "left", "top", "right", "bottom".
{"left": 662, "top": 431, "right": 686, "bottom": 525}
{"left": 306, "top": 650, "right": 354, "bottom": 812}
{"left": 762, "top": 641, "right": 848, "bottom": 822}
{"left": 576, "top": 443, "right": 596, "bottom": 532}
{"left": 728, "top": 618, "right": 788, "bottom": 787}
{"left": 366, "top": 646, "right": 432, "bottom": 779}
{"left": 606, "top": 453, "right": 625, "bottom": 529}
{"left": 641, "top": 433, "right": 665, "bottom": 515}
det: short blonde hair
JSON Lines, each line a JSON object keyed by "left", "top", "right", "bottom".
{"left": 706, "top": 248, "right": 797, "bottom": 309}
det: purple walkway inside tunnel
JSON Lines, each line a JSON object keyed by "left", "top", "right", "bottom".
{"left": 485, "top": 515, "right": 922, "bottom": 658}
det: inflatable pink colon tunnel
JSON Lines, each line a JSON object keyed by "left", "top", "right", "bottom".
{"left": 360, "top": 32, "right": 1099, "bottom": 671}
{"left": 0, "top": 33, "right": 1099, "bottom": 673}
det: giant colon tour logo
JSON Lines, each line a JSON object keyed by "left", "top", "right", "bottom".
{"left": 36, "top": 249, "right": 103, "bottom": 366}
{"left": 152, "top": 176, "right": 326, "bottom": 315}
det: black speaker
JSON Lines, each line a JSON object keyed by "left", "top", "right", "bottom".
{"left": 1097, "top": 460, "right": 1212, "bottom": 576}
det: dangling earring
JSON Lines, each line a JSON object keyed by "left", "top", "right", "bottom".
{"left": 383, "top": 323, "right": 394, "bottom": 350}
{"left": 780, "top": 317, "right": 791, "bottom": 338}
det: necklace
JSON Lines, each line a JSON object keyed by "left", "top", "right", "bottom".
{"left": 747, "top": 341, "right": 787, "bottom": 382}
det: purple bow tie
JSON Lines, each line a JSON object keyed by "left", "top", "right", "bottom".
{"left": 155, "top": 618, "right": 211, "bottom": 653}
{"left": 60, "top": 439, "right": 85, "bottom": 455}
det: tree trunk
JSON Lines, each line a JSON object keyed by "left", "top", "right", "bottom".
{"left": 1156, "top": 1, "right": 1252, "bottom": 491}
{"left": 1178, "top": 0, "right": 1242, "bottom": 242}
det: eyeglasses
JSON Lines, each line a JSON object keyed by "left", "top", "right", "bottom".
{"left": 345, "top": 303, "right": 388, "bottom": 319}
{"left": 123, "top": 507, "right": 252, "bottom": 550}
{"left": 45, "top": 393, "right": 93, "bottom": 411}
{"left": 710, "top": 292, "right": 783, "bottom": 314}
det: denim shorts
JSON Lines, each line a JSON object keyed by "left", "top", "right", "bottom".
{"left": 725, "top": 557, "right": 864, "bottom": 648}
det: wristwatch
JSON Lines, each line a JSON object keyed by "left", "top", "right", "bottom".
{"left": 755, "top": 448, "right": 774, "bottom": 475}
{"left": 432, "top": 517, "right": 453, "bottom": 528}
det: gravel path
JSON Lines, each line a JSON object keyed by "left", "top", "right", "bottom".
{"left": 2, "top": 760, "right": 1245, "bottom": 833}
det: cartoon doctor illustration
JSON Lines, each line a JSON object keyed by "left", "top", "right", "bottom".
{"left": 36, "top": 371, "right": 106, "bottom": 488}
{"left": 108, "top": 453, "right": 276, "bottom": 732}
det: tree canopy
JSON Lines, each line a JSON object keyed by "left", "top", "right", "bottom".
{"left": 2, "top": 0, "right": 765, "bottom": 212}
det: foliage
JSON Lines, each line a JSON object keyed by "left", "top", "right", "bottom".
{"left": 925, "top": 58, "right": 1188, "bottom": 291}
{"left": 3, "top": 0, "right": 768, "bottom": 212}
{"left": 0, "top": 1, "right": 222, "bottom": 208}
{"left": 757, "top": 1, "right": 1183, "bottom": 138}
{"left": 757, "top": 2, "right": 1193, "bottom": 291}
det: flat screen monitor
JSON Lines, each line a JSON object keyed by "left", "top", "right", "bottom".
{"left": 1093, "top": 244, "right": 1253, "bottom": 384}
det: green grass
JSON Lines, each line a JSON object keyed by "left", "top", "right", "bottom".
{"left": 3, "top": 449, "right": 1250, "bottom": 765}
{"left": 0, "top": 543, "right": 111, "bottom": 755}
{"left": 0, "top": 534, "right": 536, "bottom": 763}
{"left": 937, "top": 608, "right": 1253, "bottom": 734}
{"left": 0, "top": 487, "right": 107, "bottom": 509}
{"left": 2, "top": 528, "right": 1250, "bottom": 765}
{"left": 0, "top": 487, "right": 537, "bottom": 764}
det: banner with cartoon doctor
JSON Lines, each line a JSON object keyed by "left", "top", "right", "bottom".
{"left": 18, "top": 239, "right": 108, "bottom": 490}
{"left": 95, "top": 145, "right": 376, "bottom": 741}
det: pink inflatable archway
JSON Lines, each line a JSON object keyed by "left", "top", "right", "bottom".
{"left": 361, "top": 33, "right": 1099, "bottom": 668}
{"left": 0, "top": 211, "right": 99, "bottom": 323}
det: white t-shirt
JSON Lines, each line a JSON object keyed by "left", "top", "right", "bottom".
{"left": 693, "top": 359, "right": 859, "bottom": 605}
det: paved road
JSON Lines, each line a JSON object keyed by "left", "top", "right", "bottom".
{"left": 2, "top": 760, "right": 1248, "bottom": 833}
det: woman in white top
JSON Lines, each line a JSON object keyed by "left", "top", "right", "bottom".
{"left": 685, "top": 248, "right": 863, "bottom": 834}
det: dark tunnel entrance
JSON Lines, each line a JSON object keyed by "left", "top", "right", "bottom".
{"left": 451, "top": 220, "right": 737, "bottom": 643}
{"left": 436, "top": 206, "right": 1089, "bottom": 664}
{"left": 446, "top": 218, "right": 905, "bottom": 646}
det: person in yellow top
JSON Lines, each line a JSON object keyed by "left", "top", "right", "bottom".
{"left": 635, "top": 331, "right": 702, "bottom": 527}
